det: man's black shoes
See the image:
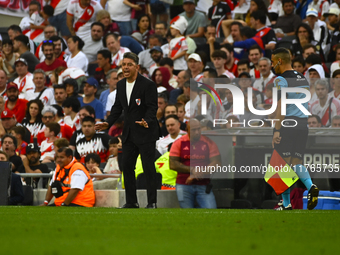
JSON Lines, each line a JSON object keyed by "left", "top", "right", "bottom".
{"left": 145, "top": 203, "right": 157, "bottom": 209}
{"left": 120, "top": 203, "right": 139, "bottom": 208}
{"left": 307, "top": 184, "right": 319, "bottom": 210}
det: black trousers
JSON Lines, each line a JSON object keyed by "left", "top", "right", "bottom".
{"left": 122, "top": 139, "right": 157, "bottom": 204}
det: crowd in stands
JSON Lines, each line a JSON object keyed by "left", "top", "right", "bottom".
{"left": 1, "top": 0, "right": 340, "bottom": 206}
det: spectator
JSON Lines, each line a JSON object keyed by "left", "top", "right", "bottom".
{"left": 69, "top": 105, "right": 96, "bottom": 149}
{"left": 53, "top": 138, "right": 70, "bottom": 152}
{"left": 83, "top": 22, "right": 105, "bottom": 63}
{"left": 75, "top": 116, "right": 111, "bottom": 163}
{"left": 26, "top": 69, "right": 56, "bottom": 106}
{"left": 208, "top": 0, "right": 232, "bottom": 36}
{"left": 161, "top": 105, "right": 187, "bottom": 136}
{"left": 103, "top": 69, "right": 118, "bottom": 117}
{"left": 330, "top": 45, "right": 340, "bottom": 77}
{"left": 0, "top": 39, "right": 18, "bottom": 79}
{"left": 19, "top": 1, "right": 41, "bottom": 36}
{"left": 324, "top": 8, "right": 339, "bottom": 32}
{"left": 331, "top": 115, "right": 340, "bottom": 127}
{"left": 169, "top": 69, "right": 190, "bottom": 104}
{"left": 43, "top": 147, "right": 95, "bottom": 207}
{"left": 119, "top": 34, "right": 145, "bottom": 55}
{"left": 187, "top": 53, "right": 204, "bottom": 82}
{"left": 52, "top": 104, "right": 75, "bottom": 141}
{"left": 96, "top": 10, "right": 120, "bottom": 36}
{"left": 103, "top": 33, "right": 131, "bottom": 68}
{"left": 0, "top": 71, "right": 7, "bottom": 98}
{"left": 308, "top": 114, "right": 322, "bottom": 127}
{"left": 84, "top": 153, "right": 103, "bottom": 177}
{"left": 103, "top": 136, "right": 121, "bottom": 174}
{"left": 237, "top": 59, "right": 251, "bottom": 77}
{"left": 79, "top": 77, "right": 104, "bottom": 121}
{"left": 138, "top": 34, "right": 163, "bottom": 73}
{"left": 195, "top": 25, "right": 220, "bottom": 62}
{"left": 220, "top": 44, "right": 239, "bottom": 78}
{"left": 154, "top": 21, "right": 168, "bottom": 45}
{"left": 35, "top": 40, "right": 67, "bottom": 76}
{"left": 149, "top": 46, "right": 164, "bottom": 75}
{"left": 157, "top": 92, "right": 168, "bottom": 126}
{"left": 21, "top": 99, "right": 44, "bottom": 143}
{"left": 50, "top": 35, "right": 67, "bottom": 61}
{"left": 100, "top": 0, "right": 132, "bottom": 35}
{"left": 239, "top": 89, "right": 266, "bottom": 126}
{"left": 306, "top": 8, "right": 329, "bottom": 53}
{"left": 275, "top": 0, "right": 302, "bottom": 38}
{"left": 1, "top": 134, "right": 22, "bottom": 172}
{"left": 63, "top": 78, "right": 81, "bottom": 99}
{"left": 159, "top": 57, "right": 178, "bottom": 89}
{"left": 211, "top": 50, "right": 235, "bottom": 79}
{"left": 150, "top": 0, "right": 169, "bottom": 29}
{"left": 63, "top": 97, "right": 81, "bottom": 129}
{"left": 248, "top": 45, "right": 263, "bottom": 79}
{"left": 10, "top": 126, "right": 28, "bottom": 155}
{"left": 34, "top": 25, "right": 58, "bottom": 62}
{"left": 169, "top": 118, "right": 221, "bottom": 208}
{"left": 7, "top": 25, "right": 36, "bottom": 55}
{"left": 94, "top": 49, "right": 112, "bottom": 88}
{"left": 65, "top": 36, "right": 88, "bottom": 73}
{"left": 0, "top": 150, "right": 24, "bottom": 205}
{"left": 169, "top": 16, "right": 188, "bottom": 74}
{"left": 13, "top": 35, "right": 39, "bottom": 73}
{"left": 4, "top": 82, "right": 29, "bottom": 123}
{"left": 253, "top": 57, "right": 276, "bottom": 92}
{"left": 184, "top": 81, "right": 199, "bottom": 119}
{"left": 180, "top": 0, "right": 206, "bottom": 38}
{"left": 176, "top": 102, "right": 186, "bottom": 122}
{"left": 264, "top": 83, "right": 274, "bottom": 105}
{"left": 13, "top": 58, "right": 35, "bottom": 99}
{"left": 157, "top": 114, "right": 186, "bottom": 155}
{"left": 307, "top": 64, "right": 325, "bottom": 102}
{"left": 53, "top": 84, "right": 68, "bottom": 107}
{"left": 152, "top": 67, "right": 174, "bottom": 93}
{"left": 292, "top": 56, "right": 306, "bottom": 74}
{"left": 29, "top": 4, "right": 53, "bottom": 45}
{"left": 41, "top": 122, "right": 60, "bottom": 163}
{"left": 310, "top": 79, "right": 340, "bottom": 127}
{"left": 66, "top": 0, "right": 102, "bottom": 39}
{"left": 330, "top": 70, "right": 340, "bottom": 100}
{"left": 134, "top": 14, "right": 154, "bottom": 48}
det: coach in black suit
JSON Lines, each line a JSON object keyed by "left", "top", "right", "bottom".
{"left": 95, "top": 52, "right": 159, "bottom": 209}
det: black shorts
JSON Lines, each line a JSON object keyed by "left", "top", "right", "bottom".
{"left": 274, "top": 118, "right": 308, "bottom": 160}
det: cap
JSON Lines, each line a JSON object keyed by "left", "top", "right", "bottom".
{"left": 306, "top": 8, "right": 318, "bottom": 17}
{"left": 325, "top": 8, "right": 340, "bottom": 16}
{"left": 150, "top": 46, "right": 163, "bottom": 54}
{"left": 188, "top": 53, "right": 202, "bottom": 62}
{"left": 85, "top": 77, "right": 99, "bottom": 88}
{"left": 6, "top": 82, "right": 18, "bottom": 91}
{"left": 26, "top": 143, "right": 40, "bottom": 154}
{"left": 131, "top": 32, "right": 143, "bottom": 43}
{"left": 14, "top": 58, "right": 28, "bottom": 66}
{"left": 170, "top": 16, "right": 188, "bottom": 35}
{"left": 183, "top": 0, "right": 195, "bottom": 3}
{"left": 1, "top": 109, "right": 16, "bottom": 119}
{"left": 117, "top": 68, "right": 123, "bottom": 76}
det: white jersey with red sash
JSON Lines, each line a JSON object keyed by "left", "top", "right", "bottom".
{"left": 66, "top": 0, "right": 103, "bottom": 38}
{"left": 329, "top": 90, "right": 340, "bottom": 100}
{"left": 40, "top": 138, "right": 55, "bottom": 161}
{"left": 29, "top": 11, "right": 46, "bottom": 44}
{"left": 111, "top": 47, "right": 131, "bottom": 68}
{"left": 13, "top": 73, "right": 35, "bottom": 99}
{"left": 194, "top": 73, "right": 203, "bottom": 82}
{"left": 50, "top": 0, "right": 69, "bottom": 16}
{"left": 169, "top": 36, "right": 188, "bottom": 70}
{"left": 249, "top": 68, "right": 261, "bottom": 79}
{"left": 310, "top": 95, "right": 340, "bottom": 127}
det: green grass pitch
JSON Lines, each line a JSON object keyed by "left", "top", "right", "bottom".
{"left": 0, "top": 207, "right": 339, "bottom": 255}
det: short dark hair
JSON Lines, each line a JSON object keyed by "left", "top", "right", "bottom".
{"left": 305, "top": 54, "right": 322, "bottom": 65}
{"left": 2, "top": 39, "right": 12, "bottom": 47}
{"left": 158, "top": 91, "right": 169, "bottom": 103}
{"left": 212, "top": 50, "right": 227, "bottom": 59}
{"left": 250, "top": 10, "right": 267, "bottom": 25}
{"left": 302, "top": 43, "right": 317, "bottom": 53}
{"left": 2, "top": 134, "right": 17, "bottom": 149}
{"left": 97, "top": 49, "right": 112, "bottom": 63}
{"left": 165, "top": 114, "right": 180, "bottom": 123}
{"left": 52, "top": 104, "right": 64, "bottom": 118}
{"left": 69, "top": 36, "right": 85, "bottom": 50}
{"left": 308, "top": 114, "right": 321, "bottom": 124}
{"left": 82, "top": 116, "right": 96, "bottom": 124}
{"left": 230, "top": 21, "right": 243, "bottom": 29}
{"left": 282, "top": 0, "right": 295, "bottom": 5}
{"left": 42, "top": 40, "right": 54, "bottom": 51}
{"left": 11, "top": 126, "right": 26, "bottom": 139}
{"left": 45, "top": 122, "right": 61, "bottom": 136}
{"left": 85, "top": 153, "right": 101, "bottom": 165}
{"left": 62, "top": 97, "right": 81, "bottom": 113}
{"left": 220, "top": 43, "right": 233, "bottom": 53}
{"left": 109, "top": 137, "right": 120, "bottom": 145}
{"left": 249, "top": 44, "right": 262, "bottom": 53}
{"left": 14, "top": 35, "right": 29, "bottom": 48}
{"left": 91, "top": 21, "right": 105, "bottom": 31}
{"left": 292, "top": 56, "right": 305, "bottom": 67}
{"left": 43, "top": 5, "right": 54, "bottom": 16}
{"left": 29, "top": 0, "right": 41, "bottom": 10}
{"left": 103, "top": 33, "right": 119, "bottom": 47}
{"left": 240, "top": 26, "right": 256, "bottom": 39}
{"left": 123, "top": 52, "right": 139, "bottom": 65}
{"left": 333, "top": 69, "right": 340, "bottom": 78}
{"left": 159, "top": 57, "right": 174, "bottom": 67}
{"left": 165, "top": 104, "right": 178, "bottom": 112}
{"left": 8, "top": 25, "right": 22, "bottom": 33}
{"left": 155, "top": 21, "right": 167, "bottom": 29}
{"left": 204, "top": 24, "right": 216, "bottom": 33}
{"left": 57, "top": 147, "right": 73, "bottom": 157}
{"left": 203, "top": 68, "right": 218, "bottom": 78}
{"left": 237, "top": 59, "right": 250, "bottom": 68}
{"left": 80, "top": 105, "right": 96, "bottom": 118}
{"left": 148, "top": 34, "right": 163, "bottom": 44}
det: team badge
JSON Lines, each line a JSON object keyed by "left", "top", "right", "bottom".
{"left": 87, "top": 9, "right": 92, "bottom": 15}
{"left": 136, "top": 99, "right": 141, "bottom": 105}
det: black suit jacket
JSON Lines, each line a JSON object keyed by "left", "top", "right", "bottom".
{"left": 107, "top": 73, "right": 160, "bottom": 144}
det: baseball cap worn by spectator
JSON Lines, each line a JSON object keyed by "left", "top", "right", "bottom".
{"left": 26, "top": 143, "right": 40, "bottom": 154}
{"left": 188, "top": 53, "right": 202, "bottom": 62}
{"left": 170, "top": 16, "right": 188, "bottom": 35}
{"left": 150, "top": 46, "right": 163, "bottom": 54}
{"left": 324, "top": 8, "right": 340, "bottom": 16}
{"left": 306, "top": 8, "right": 318, "bottom": 17}
{"left": 85, "top": 77, "right": 99, "bottom": 88}
{"left": 14, "top": 58, "right": 28, "bottom": 66}
{"left": 1, "top": 109, "right": 16, "bottom": 119}
{"left": 7, "top": 81, "right": 19, "bottom": 91}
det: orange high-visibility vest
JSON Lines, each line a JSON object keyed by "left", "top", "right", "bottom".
{"left": 53, "top": 158, "right": 95, "bottom": 207}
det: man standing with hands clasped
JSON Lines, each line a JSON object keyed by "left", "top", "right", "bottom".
{"left": 95, "top": 52, "right": 160, "bottom": 209}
